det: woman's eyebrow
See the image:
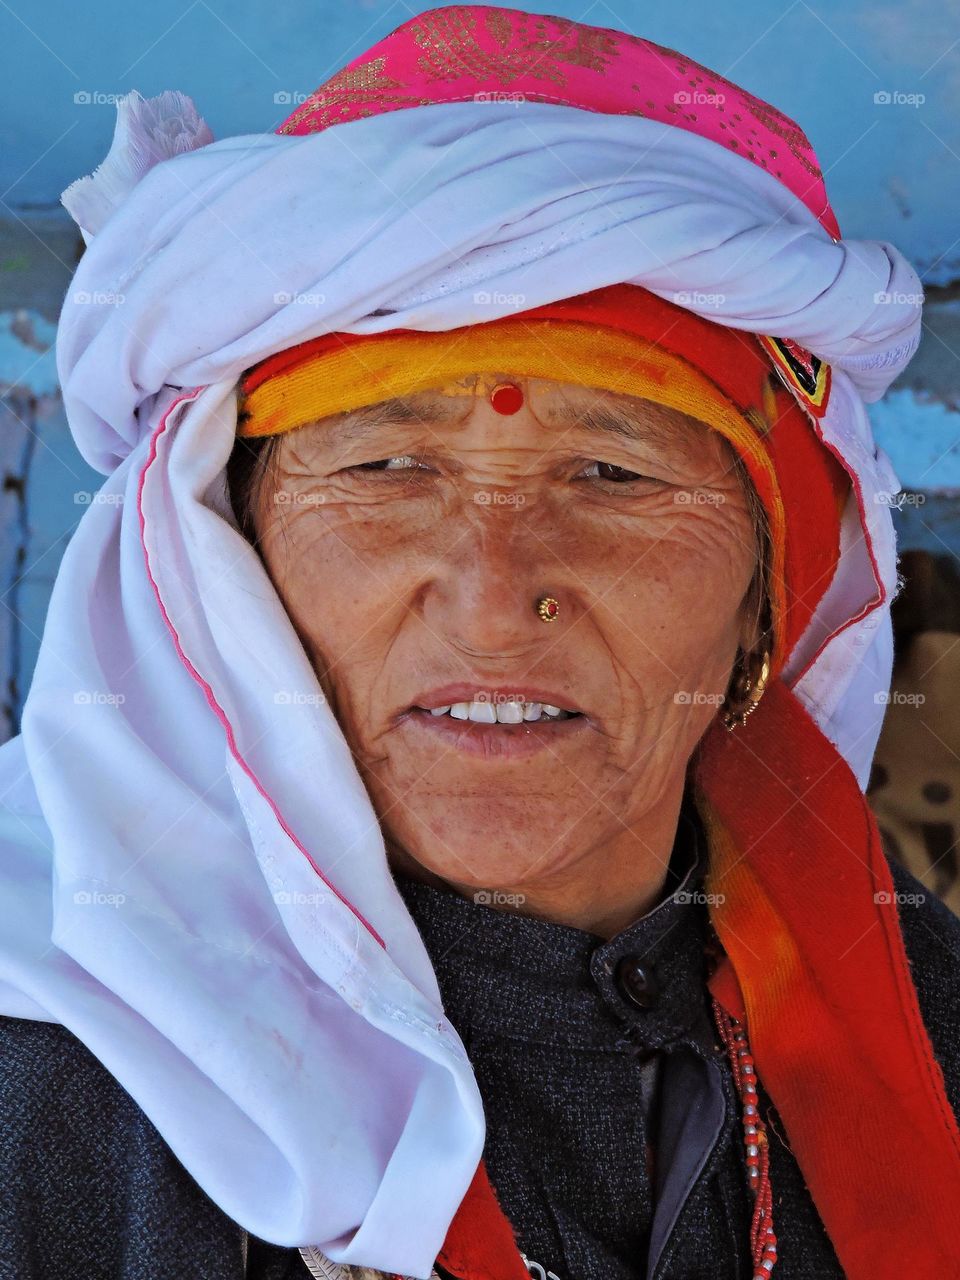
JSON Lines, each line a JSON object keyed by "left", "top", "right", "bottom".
{"left": 544, "top": 399, "right": 679, "bottom": 443}
{"left": 544, "top": 398, "right": 702, "bottom": 461}
{"left": 321, "top": 395, "right": 468, "bottom": 443}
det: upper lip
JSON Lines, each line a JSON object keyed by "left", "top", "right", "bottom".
{"left": 405, "top": 683, "right": 584, "bottom": 716}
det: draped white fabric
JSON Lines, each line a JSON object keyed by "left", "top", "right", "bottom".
{"left": 0, "top": 97, "right": 918, "bottom": 1276}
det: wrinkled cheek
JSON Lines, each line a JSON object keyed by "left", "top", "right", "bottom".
{"left": 604, "top": 557, "right": 743, "bottom": 700}
{"left": 261, "top": 520, "right": 433, "bottom": 736}
{"left": 310, "top": 500, "right": 436, "bottom": 557}
{"left": 264, "top": 503, "right": 423, "bottom": 619}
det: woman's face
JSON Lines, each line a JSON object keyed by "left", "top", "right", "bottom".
{"left": 249, "top": 374, "right": 763, "bottom": 909}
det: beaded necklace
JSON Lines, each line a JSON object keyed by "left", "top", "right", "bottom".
{"left": 710, "top": 996, "right": 778, "bottom": 1279}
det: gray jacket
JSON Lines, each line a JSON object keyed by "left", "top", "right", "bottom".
{"left": 0, "top": 853, "right": 957, "bottom": 1280}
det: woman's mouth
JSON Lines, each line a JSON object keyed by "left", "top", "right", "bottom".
{"left": 399, "top": 697, "right": 589, "bottom": 759}
{"left": 421, "top": 699, "right": 578, "bottom": 723}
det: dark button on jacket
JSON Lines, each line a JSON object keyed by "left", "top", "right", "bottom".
{"left": 615, "top": 956, "right": 660, "bottom": 1009}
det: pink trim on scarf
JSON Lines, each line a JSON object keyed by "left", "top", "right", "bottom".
{"left": 137, "top": 388, "right": 386, "bottom": 950}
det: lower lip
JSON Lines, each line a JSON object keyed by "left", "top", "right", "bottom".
{"left": 398, "top": 709, "right": 591, "bottom": 759}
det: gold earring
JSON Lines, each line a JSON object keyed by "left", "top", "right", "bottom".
{"left": 722, "top": 647, "right": 771, "bottom": 731}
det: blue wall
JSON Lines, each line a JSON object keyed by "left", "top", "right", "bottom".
{"left": 3, "top": 0, "right": 958, "bottom": 281}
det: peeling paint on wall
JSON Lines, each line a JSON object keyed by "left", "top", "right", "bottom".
{"left": 0, "top": 310, "right": 60, "bottom": 740}
{"left": 0, "top": 291, "right": 105, "bottom": 744}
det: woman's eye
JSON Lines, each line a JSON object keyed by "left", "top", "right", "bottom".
{"left": 580, "top": 460, "right": 659, "bottom": 484}
{"left": 353, "top": 455, "right": 425, "bottom": 473}
{"left": 344, "top": 457, "right": 660, "bottom": 484}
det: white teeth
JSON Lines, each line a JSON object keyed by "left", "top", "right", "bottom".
{"left": 468, "top": 701, "right": 497, "bottom": 724}
{"left": 497, "top": 701, "right": 524, "bottom": 724}
{"left": 422, "top": 699, "right": 576, "bottom": 723}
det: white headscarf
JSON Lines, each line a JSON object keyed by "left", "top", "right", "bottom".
{"left": 0, "top": 89, "right": 918, "bottom": 1276}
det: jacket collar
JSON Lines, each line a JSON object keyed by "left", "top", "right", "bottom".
{"left": 392, "top": 794, "right": 720, "bottom": 1060}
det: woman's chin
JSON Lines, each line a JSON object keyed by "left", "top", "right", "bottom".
{"left": 386, "top": 811, "right": 587, "bottom": 893}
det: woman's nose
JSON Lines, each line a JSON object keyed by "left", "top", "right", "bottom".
{"left": 424, "top": 513, "right": 562, "bottom": 659}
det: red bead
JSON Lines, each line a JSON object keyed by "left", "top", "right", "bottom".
{"left": 711, "top": 997, "right": 776, "bottom": 1276}
{"left": 490, "top": 382, "right": 524, "bottom": 414}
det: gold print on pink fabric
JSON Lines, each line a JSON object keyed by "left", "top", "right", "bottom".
{"left": 747, "top": 101, "right": 824, "bottom": 182}
{"left": 410, "top": 6, "right": 619, "bottom": 90}
{"left": 632, "top": 50, "right": 821, "bottom": 184}
{"left": 278, "top": 56, "right": 414, "bottom": 134}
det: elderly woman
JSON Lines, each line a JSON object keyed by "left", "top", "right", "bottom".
{"left": 0, "top": 6, "right": 958, "bottom": 1280}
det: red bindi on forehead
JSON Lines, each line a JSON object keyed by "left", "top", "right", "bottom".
{"left": 489, "top": 382, "right": 525, "bottom": 415}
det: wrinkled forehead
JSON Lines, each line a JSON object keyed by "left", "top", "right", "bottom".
{"left": 297, "top": 374, "right": 735, "bottom": 456}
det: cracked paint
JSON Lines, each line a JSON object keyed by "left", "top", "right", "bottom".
{"left": 0, "top": 308, "right": 60, "bottom": 740}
